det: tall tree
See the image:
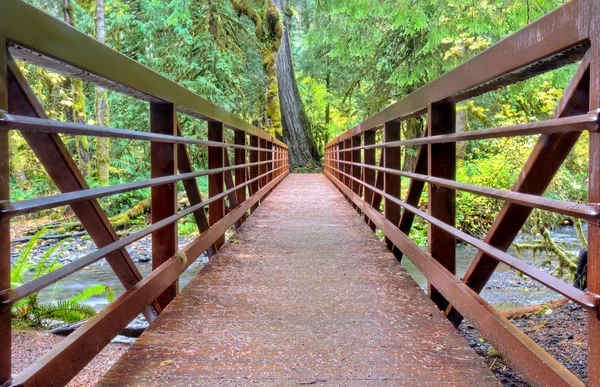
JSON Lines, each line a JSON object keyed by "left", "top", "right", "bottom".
{"left": 95, "top": 0, "right": 110, "bottom": 185}
{"left": 274, "top": 0, "right": 319, "bottom": 167}
{"left": 230, "top": 0, "right": 284, "bottom": 136}
{"left": 62, "top": 0, "right": 91, "bottom": 177}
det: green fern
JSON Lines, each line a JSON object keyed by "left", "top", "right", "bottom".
{"left": 11, "top": 233, "right": 114, "bottom": 328}
{"left": 11, "top": 229, "right": 45, "bottom": 287}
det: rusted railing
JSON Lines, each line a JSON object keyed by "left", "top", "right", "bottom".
{"left": 0, "top": 1, "right": 289, "bottom": 385}
{"left": 325, "top": 1, "right": 599, "bottom": 386}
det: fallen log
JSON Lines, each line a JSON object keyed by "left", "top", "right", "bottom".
{"left": 500, "top": 298, "right": 569, "bottom": 320}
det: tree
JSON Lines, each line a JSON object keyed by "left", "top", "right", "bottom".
{"left": 62, "top": 0, "right": 91, "bottom": 177}
{"left": 95, "top": 0, "right": 110, "bottom": 185}
{"left": 274, "top": 0, "right": 319, "bottom": 167}
{"left": 230, "top": 0, "right": 284, "bottom": 136}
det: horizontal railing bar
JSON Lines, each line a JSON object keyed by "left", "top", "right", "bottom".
{"left": 332, "top": 111, "right": 599, "bottom": 152}
{"left": 338, "top": 160, "right": 600, "bottom": 221}
{"left": 324, "top": 168, "right": 584, "bottom": 386}
{"left": 10, "top": 169, "right": 290, "bottom": 386}
{"left": 332, "top": 166, "right": 598, "bottom": 310}
{"left": 1, "top": 165, "right": 287, "bottom": 306}
{"left": 0, "top": 160, "right": 273, "bottom": 218}
{"left": 0, "top": 110, "right": 280, "bottom": 152}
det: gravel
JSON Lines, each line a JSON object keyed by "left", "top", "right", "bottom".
{"left": 459, "top": 301, "right": 588, "bottom": 386}
{"left": 12, "top": 329, "right": 130, "bottom": 386}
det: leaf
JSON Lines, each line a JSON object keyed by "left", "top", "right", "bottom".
{"left": 160, "top": 360, "right": 175, "bottom": 366}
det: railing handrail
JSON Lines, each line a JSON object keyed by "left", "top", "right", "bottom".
{"left": 0, "top": 0, "right": 287, "bottom": 148}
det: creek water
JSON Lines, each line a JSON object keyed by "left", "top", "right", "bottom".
{"left": 35, "top": 225, "right": 586, "bottom": 312}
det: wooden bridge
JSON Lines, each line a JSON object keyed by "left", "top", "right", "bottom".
{"left": 0, "top": 0, "right": 599, "bottom": 386}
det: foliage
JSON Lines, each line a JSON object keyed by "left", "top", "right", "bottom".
{"left": 11, "top": 230, "right": 114, "bottom": 328}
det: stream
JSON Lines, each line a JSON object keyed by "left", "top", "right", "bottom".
{"left": 25, "top": 224, "right": 586, "bottom": 312}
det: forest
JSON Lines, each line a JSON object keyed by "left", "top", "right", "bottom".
{"left": 12, "top": 0, "right": 583, "bottom": 260}
{"left": 9, "top": 0, "right": 588, "bottom": 318}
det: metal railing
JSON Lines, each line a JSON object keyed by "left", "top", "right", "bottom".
{"left": 0, "top": 1, "right": 289, "bottom": 385}
{"left": 325, "top": 1, "right": 599, "bottom": 385}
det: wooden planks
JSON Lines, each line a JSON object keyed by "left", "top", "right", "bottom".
{"left": 100, "top": 174, "right": 498, "bottom": 386}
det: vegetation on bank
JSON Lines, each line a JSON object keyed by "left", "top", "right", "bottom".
{"left": 11, "top": 231, "right": 114, "bottom": 329}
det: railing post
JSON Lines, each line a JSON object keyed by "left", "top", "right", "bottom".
{"left": 259, "top": 138, "right": 267, "bottom": 188}
{"left": 588, "top": 21, "right": 600, "bottom": 385}
{"left": 234, "top": 130, "right": 247, "bottom": 223}
{"left": 268, "top": 141, "right": 274, "bottom": 182}
{"left": 150, "top": 102, "right": 178, "bottom": 308}
{"left": 208, "top": 121, "right": 225, "bottom": 249}
{"left": 427, "top": 102, "right": 456, "bottom": 311}
{"left": 384, "top": 121, "right": 401, "bottom": 259}
{"left": 363, "top": 130, "right": 376, "bottom": 231}
{"left": 351, "top": 135, "right": 362, "bottom": 213}
{"left": 274, "top": 144, "right": 279, "bottom": 177}
{"left": 337, "top": 141, "right": 344, "bottom": 184}
{"left": 334, "top": 143, "right": 338, "bottom": 181}
{"left": 0, "top": 36, "right": 10, "bottom": 386}
{"left": 249, "top": 135, "right": 259, "bottom": 213}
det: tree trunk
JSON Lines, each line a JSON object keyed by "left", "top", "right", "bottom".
{"left": 274, "top": 0, "right": 319, "bottom": 168}
{"left": 402, "top": 118, "right": 423, "bottom": 172}
{"left": 95, "top": 0, "right": 110, "bottom": 185}
{"left": 63, "top": 0, "right": 91, "bottom": 177}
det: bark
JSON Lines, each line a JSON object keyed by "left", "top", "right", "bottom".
{"left": 63, "top": 0, "right": 92, "bottom": 177}
{"left": 401, "top": 118, "right": 423, "bottom": 172}
{"left": 456, "top": 109, "right": 467, "bottom": 160}
{"left": 95, "top": 0, "right": 110, "bottom": 185}
{"left": 230, "top": 0, "right": 283, "bottom": 136}
{"left": 274, "top": 0, "right": 319, "bottom": 168}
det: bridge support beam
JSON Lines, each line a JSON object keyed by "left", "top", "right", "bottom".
{"left": 351, "top": 135, "right": 362, "bottom": 214}
{"left": 427, "top": 103, "right": 456, "bottom": 312}
{"left": 150, "top": 102, "right": 178, "bottom": 308}
{"left": 259, "top": 138, "right": 268, "bottom": 189}
{"left": 384, "top": 122, "right": 401, "bottom": 260}
{"left": 589, "top": 19, "right": 600, "bottom": 385}
{"left": 363, "top": 130, "right": 377, "bottom": 231}
{"left": 235, "top": 130, "right": 248, "bottom": 223}
{"left": 0, "top": 36, "right": 10, "bottom": 387}
{"left": 249, "top": 135, "right": 259, "bottom": 213}
{"left": 343, "top": 139, "right": 352, "bottom": 201}
{"left": 208, "top": 121, "right": 225, "bottom": 249}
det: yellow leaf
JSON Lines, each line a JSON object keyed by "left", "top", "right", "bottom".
{"left": 160, "top": 360, "right": 175, "bottom": 366}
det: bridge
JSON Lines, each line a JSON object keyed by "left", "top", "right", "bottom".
{"left": 0, "top": 0, "right": 599, "bottom": 386}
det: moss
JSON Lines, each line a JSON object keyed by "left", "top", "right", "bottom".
{"left": 229, "top": 0, "right": 282, "bottom": 137}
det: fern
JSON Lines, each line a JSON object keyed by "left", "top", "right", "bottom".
{"left": 11, "top": 229, "right": 45, "bottom": 287}
{"left": 35, "top": 302, "right": 97, "bottom": 325}
{"left": 33, "top": 239, "right": 66, "bottom": 279}
{"left": 11, "top": 234, "right": 114, "bottom": 328}
{"left": 64, "top": 284, "right": 109, "bottom": 305}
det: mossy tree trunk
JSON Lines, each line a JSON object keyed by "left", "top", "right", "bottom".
{"left": 274, "top": 0, "right": 319, "bottom": 168}
{"left": 231, "top": 0, "right": 283, "bottom": 137}
{"left": 95, "top": 0, "right": 110, "bottom": 185}
{"left": 62, "top": 0, "right": 92, "bottom": 177}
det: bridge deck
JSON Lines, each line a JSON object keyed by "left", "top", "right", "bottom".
{"left": 100, "top": 174, "right": 498, "bottom": 385}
